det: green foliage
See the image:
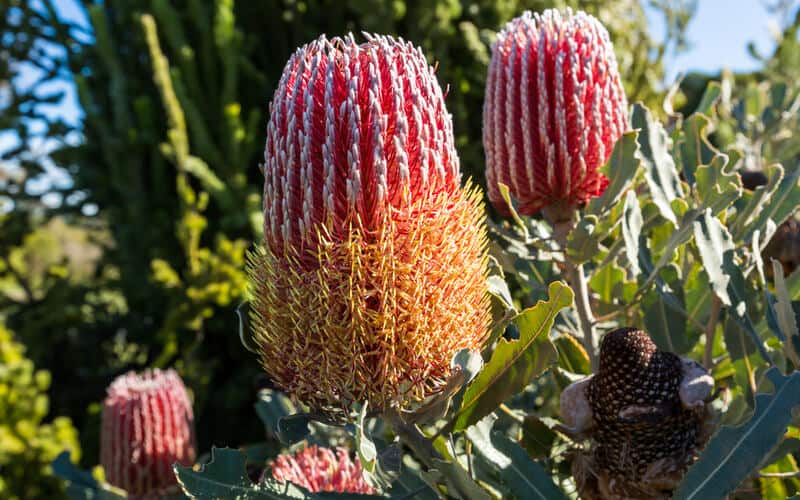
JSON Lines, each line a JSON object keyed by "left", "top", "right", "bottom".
{"left": 674, "top": 368, "right": 800, "bottom": 500}
{"left": 0, "top": 323, "right": 80, "bottom": 500}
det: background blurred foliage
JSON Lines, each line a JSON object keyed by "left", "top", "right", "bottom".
{"left": 0, "top": 321, "right": 80, "bottom": 500}
{"left": 2, "top": 0, "right": 798, "bottom": 498}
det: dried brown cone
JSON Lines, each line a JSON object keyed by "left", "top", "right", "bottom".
{"left": 562, "top": 327, "right": 715, "bottom": 499}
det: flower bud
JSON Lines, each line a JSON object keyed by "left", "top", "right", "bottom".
{"left": 483, "top": 9, "right": 628, "bottom": 216}
{"left": 100, "top": 369, "right": 196, "bottom": 496}
{"left": 251, "top": 34, "right": 490, "bottom": 414}
{"left": 269, "top": 446, "right": 375, "bottom": 494}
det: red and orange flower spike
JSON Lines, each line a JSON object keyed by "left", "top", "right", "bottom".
{"left": 249, "top": 33, "right": 490, "bottom": 414}
{"left": 483, "top": 9, "right": 628, "bottom": 217}
{"left": 270, "top": 446, "right": 376, "bottom": 494}
{"left": 100, "top": 369, "right": 196, "bottom": 496}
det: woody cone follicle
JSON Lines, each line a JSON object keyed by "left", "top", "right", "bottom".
{"left": 562, "top": 327, "right": 715, "bottom": 499}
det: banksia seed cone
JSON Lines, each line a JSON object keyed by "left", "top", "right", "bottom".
{"left": 100, "top": 369, "right": 196, "bottom": 496}
{"left": 483, "top": 9, "right": 628, "bottom": 216}
{"left": 269, "top": 446, "right": 375, "bottom": 494}
{"left": 250, "top": 34, "right": 489, "bottom": 414}
{"left": 561, "top": 328, "right": 715, "bottom": 499}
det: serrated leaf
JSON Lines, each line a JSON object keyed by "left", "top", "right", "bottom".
{"left": 622, "top": 190, "right": 643, "bottom": 277}
{"left": 674, "top": 368, "right": 800, "bottom": 500}
{"left": 695, "top": 155, "right": 741, "bottom": 215}
{"left": 451, "top": 282, "right": 572, "bottom": 432}
{"left": 632, "top": 103, "right": 683, "bottom": 225}
{"left": 678, "top": 114, "right": 720, "bottom": 186}
{"left": 467, "top": 416, "right": 568, "bottom": 499}
{"left": 586, "top": 131, "right": 641, "bottom": 216}
{"left": 693, "top": 209, "right": 735, "bottom": 306}
{"left": 174, "top": 447, "right": 264, "bottom": 498}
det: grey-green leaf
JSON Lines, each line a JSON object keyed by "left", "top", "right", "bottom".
{"left": 693, "top": 209, "right": 734, "bottom": 306}
{"left": 174, "top": 447, "right": 262, "bottom": 498}
{"left": 586, "top": 131, "right": 641, "bottom": 217}
{"left": 467, "top": 415, "right": 568, "bottom": 499}
{"left": 622, "top": 190, "right": 643, "bottom": 277}
{"left": 632, "top": 103, "right": 682, "bottom": 225}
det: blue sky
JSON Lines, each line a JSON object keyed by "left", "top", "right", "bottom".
{"left": 14, "top": 0, "right": 797, "bottom": 131}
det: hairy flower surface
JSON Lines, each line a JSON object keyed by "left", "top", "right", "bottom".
{"left": 483, "top": 9, "right": 628, "bottom": 216}
{"left": 250, "top": 34, "right": 490, "bottom": 414}
{"left": 270, "top": 446, "right": 375, "bottom": 494}
{"left": 100, "top": 369, "right": 196, "bottom": 496}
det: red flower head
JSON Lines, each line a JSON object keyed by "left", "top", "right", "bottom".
{"left": 483, "top": 9, "right": 628, "bottom": 216}
{"left": 270, "top": 446, "right": 375, "bottom": 494}
{"left": 100, "top": 369, "right": 196, "bottom": 496}
{"left": 250, "top": 34, "right": 489, "bottom": 414}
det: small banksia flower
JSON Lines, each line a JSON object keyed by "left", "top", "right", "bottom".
{"left": 101, "top": 369, "right": 196, "bottom": 496}
{"left": 560, "top": 328, "right": 715, "bottom": 499}
{"left": 483, "top": 9, "right": 628, "bottom": 217}
{"left": 250, "top": 34, "right": 489, "bottom": 414}
{"left": 269, "top": 446, "right": 375, "bottom": 494}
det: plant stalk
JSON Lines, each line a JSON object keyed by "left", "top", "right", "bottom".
{"left": 543, "top": 205, "right": 598, "bottom": 369}
{"left": 566, "top": 259, "right": 598, "bottom": 370}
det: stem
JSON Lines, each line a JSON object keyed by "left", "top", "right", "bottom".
{"left": 704, "top": 296, "right": 722, "bottom": 369}
{"left": 542, "top": 205, "right": 599, "bottom": 370}
{"left": 566, "top": 259, "right": 598, "bottom": 370}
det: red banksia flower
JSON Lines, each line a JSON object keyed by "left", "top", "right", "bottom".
{"left": 100, "top": 369, "right": 196, "bottom": 496}
{"left": 270, "top": 446, "right": 376, "bottom": 494}
{"left": 483, "top": 9, "right": 628, "bottom": 216}
{"left": 249, "top": 34, "right": 489, "bottom": 414}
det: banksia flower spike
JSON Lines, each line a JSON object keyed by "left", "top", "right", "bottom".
{"left": 269, "top": 446, "right": 376, "bottom": 494}
{"left": 100, "top": 369, "right": 196, "bottom": 497}
{"left": 560, "top": 328, "right": 715, "bottom": 499}
{"left": 483, "top": 9, "right": 628, "bottom": 217}
{"left": 250, "top": 34, "right": 490, "bottom": 414}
